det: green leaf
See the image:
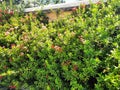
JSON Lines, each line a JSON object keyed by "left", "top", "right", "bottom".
{"left": 27, "top": 54, "right": 34, "bottom": 61}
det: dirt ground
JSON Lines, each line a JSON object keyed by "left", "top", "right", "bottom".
{"left": 46, "top": 10, "right": 72, "bottom": 21}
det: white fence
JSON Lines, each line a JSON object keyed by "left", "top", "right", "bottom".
{"left": 24, "top": 0, "right": 107, "bottom": 12}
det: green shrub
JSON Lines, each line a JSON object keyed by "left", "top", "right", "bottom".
{"left": 0, "top": 0, "right": 120, "bottom": 90}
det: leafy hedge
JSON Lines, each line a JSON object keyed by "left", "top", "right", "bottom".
{"left": 0, "top": 0, "right": 120, "bottom": 90}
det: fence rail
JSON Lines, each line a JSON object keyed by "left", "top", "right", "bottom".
{"left": 24, "top": 0, "right": 107, "bottom": 12}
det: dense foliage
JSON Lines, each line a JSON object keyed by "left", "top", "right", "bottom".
{"left": 0, "top": 0, "right": 120, "bottom": 89}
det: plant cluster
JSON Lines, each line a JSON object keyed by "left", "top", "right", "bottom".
{"left": 0, "top": 9, "right": 14, "bottom": 23}
{"left": 0, "top": 0, "right": 120, "bottom": 90}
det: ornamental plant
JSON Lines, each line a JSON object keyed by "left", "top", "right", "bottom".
{"left": 0, "top": 0, "right": 120, "bottom": 90}
{"left": 0, "top": 0, "right": 17, "bottom": 25}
